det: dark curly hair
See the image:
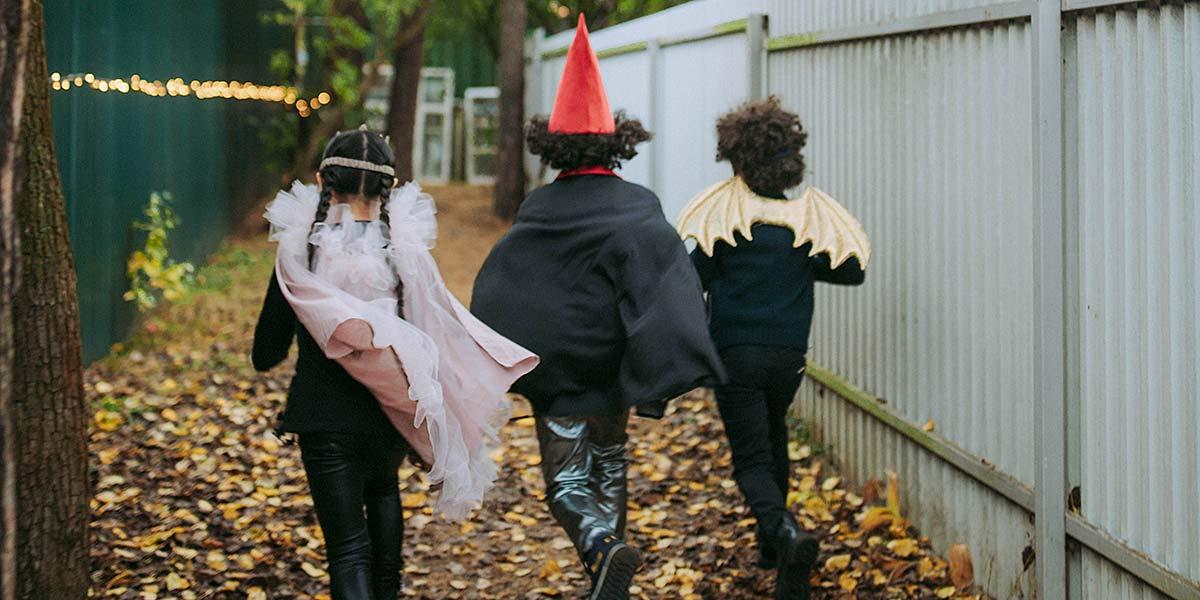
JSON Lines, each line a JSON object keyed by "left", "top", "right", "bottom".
{"left": 716, "top": 96, "right": 807, "bottom": 196}
{"left": 526, "top": 111, "right": 652, "bottom": 171}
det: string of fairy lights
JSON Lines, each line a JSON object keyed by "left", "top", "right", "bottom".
{"left": 49, "top": 71, "right": 331, "bottom": 118}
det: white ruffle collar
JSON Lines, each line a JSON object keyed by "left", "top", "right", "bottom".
{"left": 265, "top": 180, "right": 438, "bottom": 253}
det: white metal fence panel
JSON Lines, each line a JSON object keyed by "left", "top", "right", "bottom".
{"left": 770, "top": 24, "right": 1036, "bottom": 485}
{"left": 1069, "top": 3, "right": 1200, "bottom": 591}
{"left": 796, "top": 383, "right": 1036, "bottom": 597}
{"left": 1083, "top": 548, "right": 1175, "bottom": 600}
{"left": 538, "top": 0, "right": 765, "bottom": 49}
{"left": 598, "top": 51, "right": 654, "bottom": 186}
{"left": 762, "top": 0, "right": 1018, "bottom": 36}
{"left": 655, "top": 33, "right": 750, "bottom": 219}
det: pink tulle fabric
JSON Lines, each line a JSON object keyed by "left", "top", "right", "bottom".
{"left": 265, "top": 181, "right": 539, "bottom": 520}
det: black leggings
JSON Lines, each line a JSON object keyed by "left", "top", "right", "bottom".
{"left": 299, "top": 432, "right": 407, "bottom": 600}
{"left": 714, "top": 345, "right": 807, "bottom": 534}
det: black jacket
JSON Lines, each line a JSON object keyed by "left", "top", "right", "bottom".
{"left": 471, "top": 174, "right": 726, "bottom": 417}
{"left": 251, "top": 269, "right": 396, "bottom": 436}
{"left": 690, "top": 224, "right": 865, "bottom": 352}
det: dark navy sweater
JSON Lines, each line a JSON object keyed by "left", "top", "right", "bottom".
{"left": 689, "top": 223, "right": 865, "bottom": 352}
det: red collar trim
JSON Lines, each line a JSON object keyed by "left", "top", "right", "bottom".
{"left": 556, "top": 166, "right": 620, "bottom": 180}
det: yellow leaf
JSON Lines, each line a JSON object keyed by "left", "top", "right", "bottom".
{"left": 504, "top": 510, "right": 538, "bottom": 527}
{"left": 246, "top": 588, "right": 267, "bottom": 600}
{"left": 401, "top": 492, "right": 427, "bottom": 508}
{"left": 857, "top": 507, "right": 895, "bottom": 535}
{"left": 937, "top": 586, "right": 957, "bottom": 598}
{"left": 821, "top": 476, "right": 841, "bottom": 491}
{"left": 206, "top": 551, "right": 228, "bottom": 572}
{"left": 94, "top": 410, "right": 124, "bottom": 432}
{"left": 838, "top": 572, "right": 858, "bottom": 591}
{"left": 923, "top": 419, "right": 936, "bottom": 432}
{"left": 787, "top": 441, "right": 811, "bottom": 461}
{"left": 165, "top": 572, "right": 189, "bottom": 590}
{"left": 301, "top": 562, "right": 327, "bottom": 578}
{"left": 918, "top": 556, "right": 935, "bottom": 578}
{"left": 450, "top": 580, "right": 469, "bottom": 590}
{"left": 887, "top": 538, "right": 919, "bottom": 558}
{"left": 885, "top": 470, "right": 902, "bottom": 519}
{"left": 539, "top": 559, "right": 561, "bottom": 580}
{"left": 824, "top": 554, "right": 852, "bottom": 571}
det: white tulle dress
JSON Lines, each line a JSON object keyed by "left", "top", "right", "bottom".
{"left": 265, "top": 181, "right": 538, "bottom": 520}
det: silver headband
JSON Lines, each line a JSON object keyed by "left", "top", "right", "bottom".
{"left": 319, "top": 156, "right": 395, "bottom": 176}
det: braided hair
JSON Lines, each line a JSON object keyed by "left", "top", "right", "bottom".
{"left": 309, "top": 129, "right": 405, "bottom": 316}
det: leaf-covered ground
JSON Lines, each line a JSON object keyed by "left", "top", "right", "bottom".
{"left": 87, "top": 186, "right": 983, "bottom": 599}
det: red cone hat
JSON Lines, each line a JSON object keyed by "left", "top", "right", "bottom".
{"left": 548, "top": 14, "right": 615, "bottom": 134}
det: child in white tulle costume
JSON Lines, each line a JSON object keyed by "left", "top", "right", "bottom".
{"left": 252, "top": 127, "right": 537, "bottom": 599}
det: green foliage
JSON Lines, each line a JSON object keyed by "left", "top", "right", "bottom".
{"left": 428, "top": 0, "right": 691, "bottom": 59}
{"left": 124, "top": 192, "right": 196, "bottom": 312}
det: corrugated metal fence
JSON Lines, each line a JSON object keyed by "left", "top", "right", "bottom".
{"left": 526, "top": 1, "right": 1200, "bottom": 598}
{"left": 46, "top": 0, "right": 287, "bottom": 362}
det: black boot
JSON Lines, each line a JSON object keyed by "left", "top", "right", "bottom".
{"left": 767, "top": 518, "right": 818, "bottom": 600}
{"left": 583, "top": 533, "right": 643, "bottom": 600}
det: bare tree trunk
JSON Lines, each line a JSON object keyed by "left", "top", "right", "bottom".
{"left": 12, "top": 2, "right": 88, "bottom": 598}
{"left": 493, "top": 0, "right": 527, "bottom": 219}
{"left": 0, "top": 0, "right": 31, "bottom": 598}
{"left": 386, "top": 1, "right": 430, "bottom": 183}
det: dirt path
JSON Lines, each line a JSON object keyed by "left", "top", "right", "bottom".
{"left": 86, "top": 185, "right": 973, "bottom": 599}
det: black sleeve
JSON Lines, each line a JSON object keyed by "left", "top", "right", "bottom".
{"left": 689, "top": 247, "right": 717, "bottom": 291}
{"left": 252, "top": 268, "right": 296, "bottom": 371}
{"left": 811, "top": 254, "right": 867, "bottom": 286}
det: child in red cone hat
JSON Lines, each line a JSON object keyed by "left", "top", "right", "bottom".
{"left": 471, "top": 14, "right": 725, "bottom": 600}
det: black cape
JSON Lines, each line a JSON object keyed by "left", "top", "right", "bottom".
{"left": 471, "top": 174, "right": 726, "bottom": 417}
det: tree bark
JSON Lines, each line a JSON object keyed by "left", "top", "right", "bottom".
{"left": 386, "top": 1, "right": 431, "bottom": 183}
{"left": 493, "top": 0, "right": 527, "bottom": 219}
{"left": 0, "top": 0, "right": 31, "bottom": 598}
{"left": 12, "top": 2, "right": 89, "bottom": 598}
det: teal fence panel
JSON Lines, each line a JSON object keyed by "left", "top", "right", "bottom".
{"left": 45, "top": 0, "right": 286, "bottom": 362}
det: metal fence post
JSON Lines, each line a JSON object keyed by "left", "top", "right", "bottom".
{"left": 647, "top": 38, "right": 661, "bottom": 195}
{"left": 1031, "top": 1, "right": 1067, "bottom": 597}
{"left": 745, "top": 13, "right": 766, "bottom": 101}
{"left": 1060, "top": 12, "right": 1084, "bottom": 599}
{"left": 525, "top": 27, "right": 545, "bottom": 191}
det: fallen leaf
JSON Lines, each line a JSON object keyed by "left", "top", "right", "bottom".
{"left": 165, "top": 572, "right": 188, "bottom": 590}
{"left": 838, "top": 572, "right": 859, "bottom": 591}
{"left": 887, "top": 538, "right": 919, "bottom": 558}
{"left": 825, "top": 554, "right": 852, "bottom": 571}
{"left": 301, "top": 562, "right": 327, "bottom": 578}
{"left": 950, "top": 543, "right": 975, "bottom": 589}
{"left": 539, "top": 559, "right": 561, "bottom": 580}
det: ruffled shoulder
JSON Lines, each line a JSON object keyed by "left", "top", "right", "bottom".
{"left": 386, "top": 181, "right": 438, "bottom": 250}
{"left": 265, "top": 181, "right": 320, "bottom": 245}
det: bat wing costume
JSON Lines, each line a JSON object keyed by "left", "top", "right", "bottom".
{"left": 679, "top": 175, "right": 871, "bottom": 268}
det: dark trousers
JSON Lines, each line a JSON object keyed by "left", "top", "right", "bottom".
{"left": 715, "top": 345, "right": 807, "bottom": 534}
{"left": 299, "top": 432, "right": 407, "bottom": 600}
{"left": 534, "top": 412, "right": 631, "bottom": 558}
